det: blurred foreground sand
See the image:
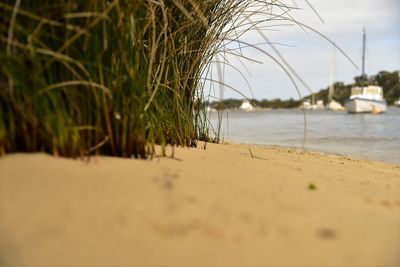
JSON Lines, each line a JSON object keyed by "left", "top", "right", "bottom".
{"left": 0, "top": 143, "right": 399, "bottom": 266}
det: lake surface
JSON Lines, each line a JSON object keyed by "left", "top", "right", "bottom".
{"left": 209, "top": 107, "right": 400, "bottom": 163}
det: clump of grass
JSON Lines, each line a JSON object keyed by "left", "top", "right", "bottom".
{"left": 0, "top": 0, "right": 290, "bottom": 158}
{"left": 0, "top": 0, "right": 246, "bottom": 158}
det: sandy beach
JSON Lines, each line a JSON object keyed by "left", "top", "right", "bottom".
{"left": 0, "top": 143, "right": 399, "bottom": 266}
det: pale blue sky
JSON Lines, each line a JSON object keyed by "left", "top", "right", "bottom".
{"left": 210, "top": 0, "right": 400, "bottom": 100}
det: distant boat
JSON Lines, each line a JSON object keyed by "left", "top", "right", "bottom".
{"left": 301, "top": 95, "right": 324, "bottom": 110}
{"left": 300, "top": 99, "right": 312, "bottom": 110}
{"left": 206, "top": 106, "right": 216, "bottom": 112}
{"left": 345, "top": 28, "right": 387, "bottom": 114}
{"left": 326, "top": 46, "right": 345, "bottom": 111}
{"left": 346, "top": 85, "right": 387, "bottom": 113}
{"left": 316, "top": 100, "right": 324, "bottom": 110}
{"left": 239, "top": 99, "right": 255, "bottom": 111}
{"left": 327, "top": 100, "right": 345, "bottom": 111}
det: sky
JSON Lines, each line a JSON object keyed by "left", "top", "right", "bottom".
{"left": 209, "top": 0, "right": 400, "bottom": 100}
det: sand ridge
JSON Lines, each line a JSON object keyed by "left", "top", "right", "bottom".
{"left": 0, "top": 143, "right": 399, "bottom": 266}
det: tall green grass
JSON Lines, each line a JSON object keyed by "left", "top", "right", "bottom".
{"left": 0, "top": 0, "right": 257, "bottom": 158}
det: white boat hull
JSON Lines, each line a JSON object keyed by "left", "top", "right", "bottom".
{"left": 345, "top": 98, "right": 387, "bottom": 113}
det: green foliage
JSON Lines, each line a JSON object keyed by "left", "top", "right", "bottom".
{"left": 0, "top": 0, "right": 255, "bottom": 158}
{"left": 211, "top": 99, "right": 243, "bottom": 110}
{"left": 374, "top": 71, "right": 400, "bottom": 104}
{"left": 209, "top": 98, "right": 301, "bottom": 110}
{"left": 257, "top": 98, "right": 301, "bottom": 109}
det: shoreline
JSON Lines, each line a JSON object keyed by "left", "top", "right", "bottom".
{"left": 1, "top": 142, "right": 399, "bottom": 266}
{"left": 231, "top": 141, "right": 400, "bottom": 164}
{"left": 209, "top": 107, "right": 400, "bottom": 165}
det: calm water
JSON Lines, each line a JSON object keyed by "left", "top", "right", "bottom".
{"left": 209, "top": 107, "right": 400, "bottom": 163}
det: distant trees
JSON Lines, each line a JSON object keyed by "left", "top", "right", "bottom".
{"left": 208, "top": 70, "right": 400, "bottom": 109}
{"left": 257, "top": 98, "right": 301, "bottom": 109}
{"left": 374, "top": 71, "right": 400, "bottom": 104}
{"left": 354, "top": 74, "right": 369, "bottom": 86}
{"left": 211, "top": 99, "right": 243, "bottom": 110}
{"left": 207, "top": 98, "right": 301, "bottom": 110}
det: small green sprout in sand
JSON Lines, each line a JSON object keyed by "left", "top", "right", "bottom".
{"left": 308, "top": 183, "right": 317, "bottom": 190}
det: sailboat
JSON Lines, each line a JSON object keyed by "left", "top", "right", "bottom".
{"left": 326, "top": 46, "right": 345, "bottom": 111}
{"left": 345, "top": 28, "right": 387, "bottom": 114}
{"left": 239, "top": 99, "right": 255, "bottom": 111}
{"left": 301, "top": 94, "right": 324, "bottom": 110}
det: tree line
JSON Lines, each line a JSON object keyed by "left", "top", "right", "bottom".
{"left": 208, "top": 70, "right": 400, "bottom": 109}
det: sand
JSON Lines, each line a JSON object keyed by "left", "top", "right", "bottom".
{"left": 0, "top": 142, "right": 399, "bottom": 266}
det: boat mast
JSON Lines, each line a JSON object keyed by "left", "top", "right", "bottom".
{"left": 328, "top": 45, "right": 336, "bottom": 101}
{"left": 361, "top": 27, "right": 366, "bottom": 92}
